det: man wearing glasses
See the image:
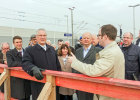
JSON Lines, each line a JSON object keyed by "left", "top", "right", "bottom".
{"left": 68, "top": 24, "right": 125, "bottom": 100}
{"left": 0, "top": 42, "right": 10, "bottom": 64}
{"left": 121, "top": 32, "right": 140, "bottom": 81}
{"left": 22, "top": 28, "right": 61, "bottom": 100}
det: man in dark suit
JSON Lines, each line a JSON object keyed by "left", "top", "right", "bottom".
{"left": 0, "top": 42, "right": 10, "bottom": 64}
{"left": 136, "top": 32, "right": 140, "bottom": 46}
{"left": 73, "top": 32, "right": 102, "bottom": 100}
{"left": 22, "top": 28, "right": 61, "bottom": 100}
{"left": 6, "top": 36, "right": 31, "bottom": 100}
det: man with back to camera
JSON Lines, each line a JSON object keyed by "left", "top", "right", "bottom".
{"left": 68, "top": 24, "right": 125, "bottom": 100}
{"left": 22, "top": 28, "right": 61, "bottom": 100}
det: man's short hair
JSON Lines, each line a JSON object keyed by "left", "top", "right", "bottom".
{"left": 101, "top": 24, "right": 117, "bottom": 40}
{"left": 1, "top": 42, "right": 10, "bottom": 49}
{"left": 58, "top": 39, "right": 63, "bottom": 42}
{"left": 30, "top": 34, "right": 36, "bottom": 40}
{"left": 123, "top": 32, "right": 133, "bottom": 39}
{"left": 13, "top": 36, "right": 22, "bottom": 43}
{"left": 36, "top": 28, "right": 47, "bottom": 35}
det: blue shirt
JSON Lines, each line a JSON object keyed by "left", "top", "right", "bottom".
{"left": 83, "top": 45, "right": 92, "bottom": 58}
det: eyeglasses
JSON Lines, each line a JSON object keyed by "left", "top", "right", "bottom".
{"left": 37, "top": 35, "right": 46, "bottom": 37}
{"left": 2, "top": 48, "right": 9, "bottom": 50}
{"left": 97, "top": 34, "right": 102, "bottom": 37}
{"left": 123, "top": 37, "right": 131, "bottom": 39}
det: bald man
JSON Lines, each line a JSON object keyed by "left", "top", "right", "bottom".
{"left": 92, "top": 34, "right": 103, "bottom": 49}
{"left": 121, "top": 32, "right": 140, "bottom": 81}
{"left": 73, "top": 32, "right": 101, "bottom": 100}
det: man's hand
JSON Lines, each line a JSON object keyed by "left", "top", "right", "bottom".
{"left": 4, "top": 60, "right": 7, "bottom": 65}
{"left": 32, "top": 67, "right": 45, "bottom": 80}
{"left": 68, "top": 52, "right": 76, "bottom": 63}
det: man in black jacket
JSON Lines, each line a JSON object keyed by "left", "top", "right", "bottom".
{"left": 22, "top": 28, "right": 61, "bottom": 100}
{"left": 136, "top": 32, "right": 140, "bottom": 46}
{"left": 6, "top": 36, "right": 31, "bottom": 100}
{"left": 121, "top": 32, "right": 140, "bottom": 80}
{"left": 0, "top": 42, "right": 10, "bottom": 64}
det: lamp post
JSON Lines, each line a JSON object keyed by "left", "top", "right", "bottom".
{"left": 69, "top": 7, "right": 75, "bottom": 46}
{"left": 128, "top": 4, "right": 140, "bottom": 39}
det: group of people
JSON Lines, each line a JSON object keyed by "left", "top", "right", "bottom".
{"left": 0, "top": 24, "right": 140, "bottom": 100}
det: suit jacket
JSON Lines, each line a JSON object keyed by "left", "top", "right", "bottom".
{"left": 6, "top": 48, "right": 31, "bottom": 99}
{"left": 58, "top": 56, "right": 75, "bottom": 95}
{"left": 136, "top": 38, "right": 140, "bottom": 45}
{"left": 70, "top": 46, "right": 75, "bottom": 54}
{"left": 71, "top": 41, "right": 125, "bottom": 100}
{"left": 73, "top": 45, "right": 102, "bottom": 74}
{"left": 0, "top": 52, "right": 4, "bottom": 64}
{"left": 22, "top": 44, "right": 61, "bottom": 100}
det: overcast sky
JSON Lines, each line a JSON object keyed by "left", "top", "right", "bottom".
{"left": 0, "top": 0, "right": 140, "bottom": 36}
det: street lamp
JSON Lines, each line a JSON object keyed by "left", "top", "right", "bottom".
{"left": 128, "top": 4, "right": 140, "bottom": 39}
{"left": 69, "top": 7, "right": 75, "bottom": 46}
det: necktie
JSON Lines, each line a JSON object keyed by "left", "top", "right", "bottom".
{"left": 19, "top": 52, "right": 22, "bottom": 57}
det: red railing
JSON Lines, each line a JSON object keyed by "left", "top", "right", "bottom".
{"left": 0, "top": 64, "right": 140, "bottom": 100}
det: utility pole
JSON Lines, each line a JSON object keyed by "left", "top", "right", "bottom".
{"left": 69, "top": 7, "right": 75, "bottom": 46}
{"left": 128, "top": 4, "right": 140, "bottom": 39}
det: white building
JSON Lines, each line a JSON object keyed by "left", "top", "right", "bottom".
{"left": 0, "top": 26, "right": 79, "bottom": 49}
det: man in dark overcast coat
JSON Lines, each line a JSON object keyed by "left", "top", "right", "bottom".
{"left": 22, "top": 28, "right": 61, "bottom": 100}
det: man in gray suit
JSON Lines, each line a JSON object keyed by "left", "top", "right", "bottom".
{"left": 73, "top": 32, "right": 102, "bottom": 100}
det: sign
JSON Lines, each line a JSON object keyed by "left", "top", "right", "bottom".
{"left": 64, "top": 33, "right": 72, "bottom": 37}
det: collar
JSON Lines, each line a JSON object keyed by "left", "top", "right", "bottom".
{"left": 17, "top": 49, "right": 23, "bottom": 52}
{"left": 83, "top": 44, "right": 92, "bottom": 51}
{"left": 122, "top": 43, "right": 132, "bottom": 50}
{"left": 38, "top": 44, "right": 47, "bottom": 51}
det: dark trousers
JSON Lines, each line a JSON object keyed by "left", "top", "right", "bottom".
{"left": 76, "top": 90, "right": 93, "bottom": 100}
{"left": 31, "top": 81, "right": 59, "bottom": 100}
{"left": 19, "top": 96, "right": 30, "bottom": 100}
{"left": 60, "top": 94, "right": 73, "bottom": 100}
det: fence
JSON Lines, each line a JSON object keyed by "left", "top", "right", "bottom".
{"left": 0, "top": 64, "right": 140, "bottom": 100}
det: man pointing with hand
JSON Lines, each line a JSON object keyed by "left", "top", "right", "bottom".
{"left": 68, "top": 24, "right": 125, "bottom": 100}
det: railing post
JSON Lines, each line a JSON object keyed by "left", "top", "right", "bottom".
{"left": 37, "top": 75, "right": 56, "bottom": 100}
{"left": 47, "top": 75, "right": 56, "bottom": 100}
{"left": 4, "top": 68, "right": 11, "bottom": 100}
